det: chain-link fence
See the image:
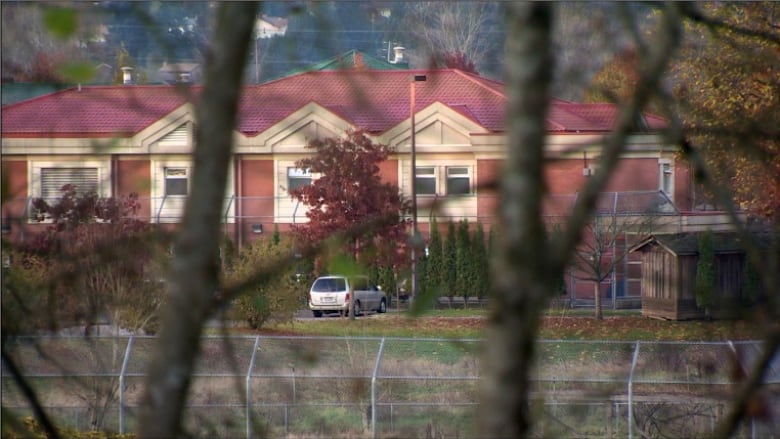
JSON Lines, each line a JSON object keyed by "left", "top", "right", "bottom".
{"left": 2, "top": 335, "right": 778, "bottom": 438}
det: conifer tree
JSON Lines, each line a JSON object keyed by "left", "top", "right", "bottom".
{"left": 424, "top": 216, "right": 443, "bottom": 298}
{"left": 695, "top": 231, "right": 716, "bottom": 317}
{"left": 456, "top": 219, "right": 473, "bottom": 305}
{"left": 473, "top": 221, "right": 489, "bottom": 301}
{"left": 443, "top": 220, "right": 457, "bottom": 305}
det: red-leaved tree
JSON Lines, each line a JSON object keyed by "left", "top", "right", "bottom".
{"left": 291, "top": 130, "right": 411, "bottom": 271}
{"left": 16, "top": 185, "right": 166, "bottom": 334}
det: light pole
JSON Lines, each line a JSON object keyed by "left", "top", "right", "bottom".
{"left": 410, "top": 74, "right": 426, "bottom": 303}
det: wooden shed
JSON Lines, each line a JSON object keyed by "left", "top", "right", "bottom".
{"left": 630, "top": 232, "right": 767, "bottom": 320}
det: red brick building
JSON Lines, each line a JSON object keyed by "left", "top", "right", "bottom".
{"left": 1, "top": 69, "right": 733, "bottom": 301}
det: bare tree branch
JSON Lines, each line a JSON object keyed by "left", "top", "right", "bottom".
{"left": 555, "top": 2, "right": 682, "bottom": 274}
{"left": 662, "top": 99, "right": 780, "bottom": 438}
{"left": 678, "top": 2, "right": 780, "bottom": 45}
{"left": 1, "top": 345, "right": 62, "bottom": 439}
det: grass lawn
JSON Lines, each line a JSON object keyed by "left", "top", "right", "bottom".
{"left": 252, "top": 307, "right": 766, "bottom": 341}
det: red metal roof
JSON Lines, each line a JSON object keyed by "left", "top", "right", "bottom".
{"left": 1, "top": 69, "right": 666, "bottom": 138}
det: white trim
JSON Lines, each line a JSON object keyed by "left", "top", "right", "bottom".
{"left": 274, "top": 159, "right": 313, "bottom": 223}
{"left": 659, "top": 159, "right": 674, "bottom": 200}
{"left": 381, "top": 102, "right": 488, "bottom": 150}
{"left": 401, "top": 159, "right": 477, "bottom": 222}
{"left": 247, "top": 102, "right": 355, "bottom": 152}
{"left": 150, "top": 158, "right": 236, "bottom": 223}
{"left": 29, "top": 159, "right": 111, "bottom": 199}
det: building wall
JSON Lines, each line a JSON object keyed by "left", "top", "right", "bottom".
{"left": 116, "top": 158, "right": 151, "bottom": 220}
{"left": 605, "top": 158, "right": 665, "bottom": 192}
{"left": 238, "top": 158, "right": 275, "bottom": 243}
{"left": 116, "top": 159, "right": 151, "bottom": 196}
{"left": 2, "top": 159, "right": 28, "bottom": 206}
{"left": 476, "top": 159, "right": 500, "bottom": 226}
{"left": 543, "top": 156, "right": 690, "bottom": 202}
{"left": 545, "top": 159, "right": 591, "bottom": 195}
{"left": 378, "top": 159, "right": 398, "bottom": 186}
{"left": 674, "top": 161, "right": 693, "bottom": 211}
{"left": 1, "top": 159, "right": 29, "bottom": 239}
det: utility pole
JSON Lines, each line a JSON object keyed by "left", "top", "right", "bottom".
{"left": 410, "top": 74, "right": 427, "bottom": 302}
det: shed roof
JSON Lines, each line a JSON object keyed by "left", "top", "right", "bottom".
{"left": 630, "top": 232, "right": 772, "bottom": 256}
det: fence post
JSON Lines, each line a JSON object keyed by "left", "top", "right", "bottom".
{"left": 627, "top": 341, "right": 640, "bottom": 439}
{"left": 119, "top": 336, "right": 134, "bottom": 435}
{"left": 246, "top": 336, "right": 260, "bottom": 439}
{"left": 371, "top": 337, "right": 386, "bottom": 439}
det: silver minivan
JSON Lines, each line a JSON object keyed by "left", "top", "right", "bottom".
{"left": 308, "top": 275, "right": 388, "bottom": 317}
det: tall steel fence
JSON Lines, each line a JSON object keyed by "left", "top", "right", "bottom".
{"left": 2, "top": 335, "right": 778, "bottom": 438}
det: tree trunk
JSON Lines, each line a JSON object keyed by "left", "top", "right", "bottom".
{"left": 137, "top": 3, "right": 258, "bottom": 438}
{"left": 594, "top": 281, "right": 603, "bottom": 320}
{"left": 481, "top": 4, "right": 554, "bottom": 437}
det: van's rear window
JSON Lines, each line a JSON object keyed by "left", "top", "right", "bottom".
{"left": 312, "top": 278, "right": 346, "bottom": 292}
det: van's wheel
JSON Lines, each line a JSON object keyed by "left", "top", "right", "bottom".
{"left": 353, "top": 301, "right": 362, "bottom": 316}
{"left": 378, "top": 298, "right": 387, "bottom": 314}
{"left": 312, "top": 310, "right": 323, "bottom": 318}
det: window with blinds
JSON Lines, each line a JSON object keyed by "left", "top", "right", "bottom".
{"left": 41, "top": 167, "right": 99, "bottom": 199}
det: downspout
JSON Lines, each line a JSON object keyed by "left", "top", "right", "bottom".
{"left": 224, "top": 195, "right": 235, "bottom": 245}
{"left": 156, "top": 195, "right": 167, "bottom": 223}
{"left": 235, "top": 155, "right": 243, "bottom": 249}
{"left": 111, "top": 154, "right": 118, "bottom": 197}
{"left": 612, "top": 192, "right": 618, "bottom": 309}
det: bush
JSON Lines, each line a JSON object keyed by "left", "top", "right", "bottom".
{"left": 223, "top": 236, "right": 308, "bottom": 329}
{"left": 1, "top": 252, "right": 52, "bottom": 334}
{"left": 1, "top": 416, "right": 136, "bottom": 439}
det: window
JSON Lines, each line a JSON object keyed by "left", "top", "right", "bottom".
{"left": 413, "top": 165, "right": 473, "bottom": 196}
{"left": 164, "top": 167, "right": 188, "bottom": 196}
{"left": 41, "top": 167, "right": 99, "bottom": 199}
{"left": 659, "top": 162, "right": 673, "bottom": 195}
{"left": 415, "top": 167, "right": 436, "bottom": 195}
{"left": 287, "top": 167, "right": 312, "bottom": 192}
{"left": 446, "top": 166, "right": 471, "bottom": 195}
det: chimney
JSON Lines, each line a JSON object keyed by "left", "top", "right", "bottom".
{"left": 121, "top": 66, "right": 134, "bottom": 85}
{"left": 391, "top": 46, "right": 405, "bottom": 64}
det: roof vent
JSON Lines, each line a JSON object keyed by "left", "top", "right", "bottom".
{"left": 390, "top": 46, "right": 405, "bottom": 64}
{"left": 121, "top": 66, "right": 134, "bottom": 85}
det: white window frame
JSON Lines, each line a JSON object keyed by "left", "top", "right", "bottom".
{"left": 164, "top": 167, "right": 189, "bottom": 196}
{"left": 406, "top": 160, "right": 477, "bottom": 223}
{"left": 151, "top": 159, "right": 235, "bottom": 224}
{"left": 287, "top": 167, "right": 312, "bottom": 193}
{"left": 445, "top": 166, "right": 472, "bottom": 196}
{"left": 659, "top": 159, "right": 673, "bottom": 197}
{"left": 415, "top": 166, "right": 437, "bottom": 196}
{"left": 28, "top": 159, "right": 111, "bottom": 223}
{"left": 411, "top": 164, "right": 473, "bottom": 197}
{"left": 40, "top": 167, "right": 100, "bottom": 198}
